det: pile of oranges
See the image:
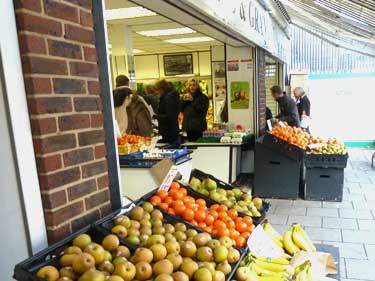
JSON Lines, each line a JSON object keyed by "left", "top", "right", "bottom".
{"left": 150, "top": 182, "right": 255, "bottom": 247}
{"left": 269, "top": 126, "right": 312, "bottom": 149}
{"left": 117, "top": 134, "right": 150, "bottom": 145}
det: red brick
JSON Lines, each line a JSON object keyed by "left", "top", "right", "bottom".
{"left": 71, "top": 209, "right": 100, "bottom": 232}
{"left": 33, "top": 133, "right": 76, "bottom": 154}
{"left": 69, "top": 0, "right": 92, "bottom": 9}
{"left": 30, "top": 117, "right": 57, "bottom": 135}
{"left": 82, "top": 160, "right": 107, "bottom": 178}
{"left": 18, "top": 34, "right": 46, "bottom": 54}
{"left": 90, "top": 113, "right": 103, "bottom": 128}
{"left": 70, "top": 61, "right": 98, "bottom": 78}
{"left": 80, "top": 10, "right": 93, "bottom": 27}
{"left": 22, "top": 56, "right": 67, "bottom": 75}
{"left": 58, "top": 114, "right": 90, "bottom": 131}
{"left": 97, "top": 174, "right": 109, "bottom": 189}
{"left": 16, "top": 12, "right": 62, "bottom": 37}
{"left": 74, "top": 97, "right": 101, "bottom": 112}
{"left": 48, "top": 40, "right": 82, "bottom": 59}
{"left": 28, "top": 96, "right": 72, "bottom": 114}
{"left": 36, "top": 154, "right": 62, "bottom": 173}
{"left": 78, "top": 129, "right": 104, "bottom": 146}
{"left": 65, "top": 24, "right": 94, "bottom": 44}
{"left": 42, "top": 190, "right": 67, "bottom": 209}
{"left": 43, "top": 0, "right": 79, "bottom": 23}
{"left": 67, "top": 179, "right": 97, "bottom": 201}
{"left": 83, "top": 46, "right": 97, "bottom": 62}
{"left": 47, "top": 223, "right": 71, "bottom": 243}
{"left": 63, "top": 147, "right": 94, "bottom": 166}
{"left": 24, "top": 77, "right": 52, "bottom": 95}
{"left": 100, "top": 202, "right": 112, "bottom": 217}
{"left": 95, "top": 144, "right": 106, "bottom": 159}
{"left": 45, "top": 200, "right": 84, "bottom": 226}
{"left": 85, "top": 190, "right": 110, "bottom": 210}
{"left": 39, "top": 167, "right": 81, "bottom": 190}
{"left": 87, "top": 80, "right": 100, "bottom": 95}
{"left": 14, "top": 0, "right": 42, "bottom": 12}
{"left": 53, "top": 78, "right": 85, "bottom": 94}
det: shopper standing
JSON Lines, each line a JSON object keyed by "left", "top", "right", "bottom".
{"left": 270, "top": 85, "right": 300, "bottom": 127}
{"left": 141, "top": 84, "right": 160, "bottom": 113}
{"left": 154, "top": 79, "right": 180, "bottom": 147}
{"left": 293, "top": 87, "right": 311, "bottom": 132}
{"left": 181, "top": 79, "right": 209, "bottom": 141}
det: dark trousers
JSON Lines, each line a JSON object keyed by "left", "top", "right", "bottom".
{"left": 187, "top": 131, "right": 202, "bottom": 142}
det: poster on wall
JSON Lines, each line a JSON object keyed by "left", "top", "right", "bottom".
{"left": 230, "top": 81, "right": 250, "bottom": 109}
{"left": 164, "top": 54, "right": 193, "bottom": 76}
{"left": 212, "top": 61, "right": 227, "bottom": 122}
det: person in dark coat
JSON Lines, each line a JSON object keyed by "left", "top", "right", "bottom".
{"left": 181, "top": 79, "right": 209, "bottom": 141}
{"left": 140, "top": 84, "right": 159, "bottom": 113}
{"left": 294, "top": 87, "right": 311, "bottom": 132}
{"left": 270, "top": 85, "right": 300, "bottom": 127}
{"left": 154, "top": 79, "right": 180, "bottom": 147}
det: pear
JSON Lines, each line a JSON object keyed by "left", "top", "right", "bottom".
{"left": 113, "top": 245, "right": 131, "bottom": 259}
{"left": 59, "top": 267, "right": 78, "bottom": 280}
{"left": 180, "top": 240, "right": 197, "bottom": 257}
{"left": 165, "top": 240, "right": 180, "bottom": 254}
{"left": 166, "top": 253, "right": 183, "bottom": 270}
{"left": 126, "top": 235, "right": 140, "bottom": 245}
{"left": 185, "top": 229, "right": 197, "bottom": 238}
{"left": 252, "top": 197, "right": 263, "bottom": 210}
{"left": 235, "top": 266, "right": 250, "bottom": 281}
{"left": 108, "top": 276, "right": 125, "bottom": 281}
{"left": 36, "top": 265, "right": 59, "bottom": 281}
{"left": 152, "top": 259, "right": 174, "bottom": 275}
{"left": 193, "top": 233, "right": 210, "bottom": 247}
{"left": 212, "top": 270, "right": 225, "bottom": 281}
{"left": 78, "top": 268, "right": 105, "bottom": 281}
{"left": 114, "top": 215, "right": 131, "bottom": 228}
{"left": 112, "top": 225, "right": 128, "bottom": 239}
{"left": 102, "top": 234, "right": 120, "bottom": 251}
{"left": 60, "top": 254, "right": 76, "bottom": 267}
{"left": 232, "top": 188, "right": 243, "bottom": 199}
{"left": 132, "top": 247, "right": 153, "bottom": 264}
{"left": 227, "top": 248, "right": 240, "bottom": 264}
{"left": 127, "top": 228, "right": 140, "bottom": 237}
{"left": 112, "top": 256, "right": 127, "bottom": 266}
{"left": 174, "top": 231, "right": 187, "bottom": 242}
{"left": 140, "top": 226, "right": 152, "bottom": 236}
{"left": 135, "top": 261, "right": 152, "bottom": 281}
{"left": 72, "top": 234, "right": 92, "bottom": 250}
{"left": 174, "top": 223, "right": 187, "bottom": 232}
{"left": 142, "top": 202, "right": 154, "bottom": 213}
{"left": 57, "top": 277, "right": 73, "bottom": 281}
{"left": 189, "top": 177, "right": 201, "bottom": 190}
{"left": 164, "top": 224, "right": 175, "bottom": 234}
{"left": 130, "top": 206, "right": 144, "bottom": 221}
{"left": 151, "top": 209, "right": 163, "bottom": 220}
{"left": 172, "top": 271, "right": 189, "bottom": 281}
{"left": 98, "top": 260, "right": 114, "bottom": 274}
{"left": 64, "top": 246, "right": 82, "bottom": 255}
{"left": 146, "top": 234, "right": 165, "bottom": 247}
{"left": 196, "top": 247, "right": 213, "bottom": 262}
{"left": 165, "top": 233, "right": 177, "bottom": 242}
{"left": 206, "top": 239, "right": 220, "bottom": 250}
{"left": 155, "top": 274, "right": 174, "bottom": 281}
{"left": 114, "top": 261, "right": 136, "bottom": 281}
{"left": 152, "top": 226, "right": 166, "bottom": 235}
{"left": 216, "top": 261, "right": 231, "bottom": 275}
{"left": 219, "top": 236, "right": 232, "bottom": 248}
{"left": 140, "top": 219, "right": 152, "bottom": 228}
{"left": 213, "top": 245, "right": 228, "bottom": 263}
{"left": 72, "top": 253, "right": 95, "bottom": 273}
{"left": 150, "top": 244, "right": 167, "bottom": 261}
{"left": 84, "top": 243, "right": 105, "bottom": 264}
{"left": 130, "top": 220, "right": 141, "bottom": 229}
{"left": 193, "top": 268, "right": 212, "bottom": 281}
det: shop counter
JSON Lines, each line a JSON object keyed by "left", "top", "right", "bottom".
{"left": 183, "top": 142, "right": 242, "bottom": 183}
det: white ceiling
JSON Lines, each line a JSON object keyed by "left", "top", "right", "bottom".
{"left": 105, "top": 0, "right": 223, "bottom": 55}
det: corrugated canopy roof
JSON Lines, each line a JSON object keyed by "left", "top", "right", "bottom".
{"left": 280, "top": 0, "right": 375, "bottom": 57}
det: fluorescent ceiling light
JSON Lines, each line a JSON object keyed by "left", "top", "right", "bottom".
{"left": 105, "top": 7, "right": 156, "bottom": 20}
{"left": 137, "top": 27, "right": 196, "bottom": 37}
{"left": 133, "top": 49, "right": 144, "bottom": 54}
{"left": 164, "top": 37, "right": 215, "bottom": 44}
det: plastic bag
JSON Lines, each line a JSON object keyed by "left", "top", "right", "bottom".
{"left": 300, "top": 115, "right": 311, "bottom": 129}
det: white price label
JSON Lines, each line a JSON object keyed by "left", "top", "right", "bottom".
{"left": 158, "top": 166, "right": 178, "bottom": 192}
{"left": 307, "top": 143, "right": 327, "bottom": 149}
{"left": 247, "top": 225, "right": 284, "bottom": 258}
{"left": 267, "top": 119, "right": 272, "bottom": 131}
{"left": 118, "top": 203, "right": 136, "bottom": 216}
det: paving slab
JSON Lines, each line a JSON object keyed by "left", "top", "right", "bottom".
{"left": 288, "top": 215, "right": 322, "bottom": 227}
{"left": 274, "top": 206, "right": 307, "bottom": 216}
{"left": 307, "top": 207, "right": 339, "bottom": 217}
{"left": 342, "top": 230, "right": 375, "bottom": 244}
{"left": 304, "top": 227, "right": 342, "bottom": 242}
{"left": 340, "top": 209, "right": 373, "bottom": 219}
{"left": 346, "top": 258, "right": 375, "bottom": 280}
{"left": 323, "top": 217, "right": 358, "bottom": 230}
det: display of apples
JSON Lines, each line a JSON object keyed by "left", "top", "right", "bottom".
{"left": 189, "top": 177, "right": 263, "bottom": 217}
{"left": 35, "top": 200, "right": 242, "bottom": 281}
{"left": 307, "top": 143, "right": 347, "bottom": 155}
{"left": 149, "top": 182, "right": 255, "bottom": 247}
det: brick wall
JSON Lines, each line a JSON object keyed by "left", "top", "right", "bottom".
{"left": 257, "top": 48, "right": 266, "bottom": 135}
{"left": 14, "top": 0, "right": 112, "bottom": 243}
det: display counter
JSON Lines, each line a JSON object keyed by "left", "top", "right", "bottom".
{"left": 183, "top": 142, "right": 242, "bottom": 183}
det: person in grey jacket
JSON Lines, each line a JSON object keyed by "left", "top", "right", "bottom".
{"left": 270, "top": 85, "right": 300, "bottom": 127}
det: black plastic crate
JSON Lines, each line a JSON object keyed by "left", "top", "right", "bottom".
{"left": 254, "top": 140, "right": 302, "bottom": 199}
{"left": 304, "top": 153, "right": 349, "bottom": 169}
{"left": 262, "top": 132, "right": 305, "bottom": 161}
{"left": 14, "top": 226, "right": 124, "bottom": 281}
{"left": 304, "top": 167, "right": 344, "bottom": 202}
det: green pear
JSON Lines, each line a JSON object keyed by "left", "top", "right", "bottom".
{"left": 36, "top": 265, "right": 59, "bottom": 281}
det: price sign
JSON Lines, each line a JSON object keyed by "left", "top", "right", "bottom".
{"left": 247, "top": 225, "right": 284, "bottom": 258}
{"left": 267, "top": 119, "right": 272, "bottom": 131}
{"left": 307, "top": 143, "right": 327, "bottom": 150}
{"left": 158, "top": 165, "right": 178, "bottom": 192}
{"left": 118, "top": 202, "right": 136, "bottom": 216}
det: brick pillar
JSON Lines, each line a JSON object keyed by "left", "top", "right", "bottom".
{"left": 14, "top": 0, "right": 112, "bottom": 243}
{"left": 257, "top": 48, "right": 267, "bottom": 135}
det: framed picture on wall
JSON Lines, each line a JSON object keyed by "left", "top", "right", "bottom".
{"left": 164, "top": 54, "right": 193, "bottom": 76}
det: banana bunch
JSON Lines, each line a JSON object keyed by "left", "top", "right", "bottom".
{"left": 262, "top": 220, "right": 284, "bottom": 249}
{"left": 294, "top": 261, "right": 312, "bottom": 281}
{"left": 283, "top": 224, "right": 316, "bottom": 255}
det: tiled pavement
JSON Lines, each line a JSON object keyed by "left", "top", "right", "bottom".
{"left": 266, "top": 148, "right": 375, "bottom": 281}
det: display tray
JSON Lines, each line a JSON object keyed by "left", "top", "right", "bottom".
{"left": 304, "top": 153, "right": 349, "bottom": 169}
{"left": 262, "top": 132, "right": 305, "bottom": 161}
{"left": 119, "top": 148, "right": 192, "bottom": 168}
{"left": 189, "top": 169, "right": 270, "bottom": 222}
{"left": 13, "top": 226, "right": 122, "bottom": 281}
{"left": 98, "top": 197, "right": 245, "bottom": 281}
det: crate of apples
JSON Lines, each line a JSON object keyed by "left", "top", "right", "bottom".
{"left": 149, "top": 182, "right": 255, "bottom": 248}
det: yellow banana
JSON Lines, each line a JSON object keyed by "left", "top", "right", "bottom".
{"left": 251, "top": 262, "right": 290, "bottom": 278}
{"left": 283, "top": 228, "right": 300, "bottom": 255}
{"left": 263, "top": 222, "right": 284, "bottom": 247}
{"left": 293, "top": 224, "right": 316, "bottom": 252}
{"left": 246, "top": 264, "right": 261, "bottom": 281}
{"left": 253, "top": 258, "right": 289, "bottom": 272}
{"left": 253, "top": 255, "right": 290, "bottom": 265}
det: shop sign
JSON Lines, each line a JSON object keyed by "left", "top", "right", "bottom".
{"left": 184, "top": 0, "right": 290, "bottom": 62}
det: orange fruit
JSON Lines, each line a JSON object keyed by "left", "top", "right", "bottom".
{"left": 226, "top": 219, "right": 235, "bottom": 230}
{"left": 210, "top": 204, "right": 220, "bottom": 211}
{"left": 240, "top": 231, "right": 251, "bottom": 240}
{"left": 243, "top": 216, "right": 253, "bottom": 226}
{"left": 214, "top": 220, "right": 226, "bottom": 229}
{"left": 230, "top": 230, "right": 240, "bottom": 240}
{"left": 185, "top": 202, "right": 196, "bottom": 210}
{"left": 209, "top": 210, "right": 219, "bottom": 220}
{"left": 217, "top": 227, "right": 229, "bottom": 237}
{"left": 159, "top": 203, "right": 169, "bottom": 210}
{"left": 217, "top": 205, "right": 228, "bottom": 212}
{"left": 236, "top": 236, "right": 246, "bottom": 247}
{"left": 180, "top": 188, "right": 187, "bottom": 196}
{"left": 164, "top": 196, "right": 173, "bottom": 206}
{"left": 170, "top": 182, "right": 180, "bottom": 190}
{"left": 174, "top": 204, "right": 186, "bottom": 215}
{"left": 205, "top": 214, "right": 214, "bottom": 226}
{"left": 157, "top": 190, "right": 168, "bottom": 200}
{"left": 227, "top": 209, "right": 238, "bottom": 219}
{"left": 191, "top": 220, "right": 198, "bottom": 226}
{"left": 196, "top": 198, "right": 206, "bottom": 208}
{"left": 182, "top": 208, "right": 195, "bottom": 221}
{"left": 218, "top": 211, "right": 228, "bottom": 220}
{"left": 198, "top": 222, "right": 207, "bottom": 229}
{"left": 236, "top": 221, "right": 248, "bottom": 233}
{"left": 182, "top": 196, "right": 195, "bottom": 204}
{"left": 172, "top": 200, "right": 184, "bottom": 209}
{"left": 195, "top": 210, "right": 207, "bottom": 222}
{"left": 204, "top": 226, "right": 212, "bottom": 233}
{"left": 173, "top": 191, "right": 184, "bottom": 200}
{"left": 150, "top": 195, "right": 161, "bottom": 205}
{"left": 168, "top": 208, "right": 175, "bottom": 215}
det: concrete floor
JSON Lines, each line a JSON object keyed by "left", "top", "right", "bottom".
{"left": 266, "top": 148, "right": 375, "bottom": 281}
